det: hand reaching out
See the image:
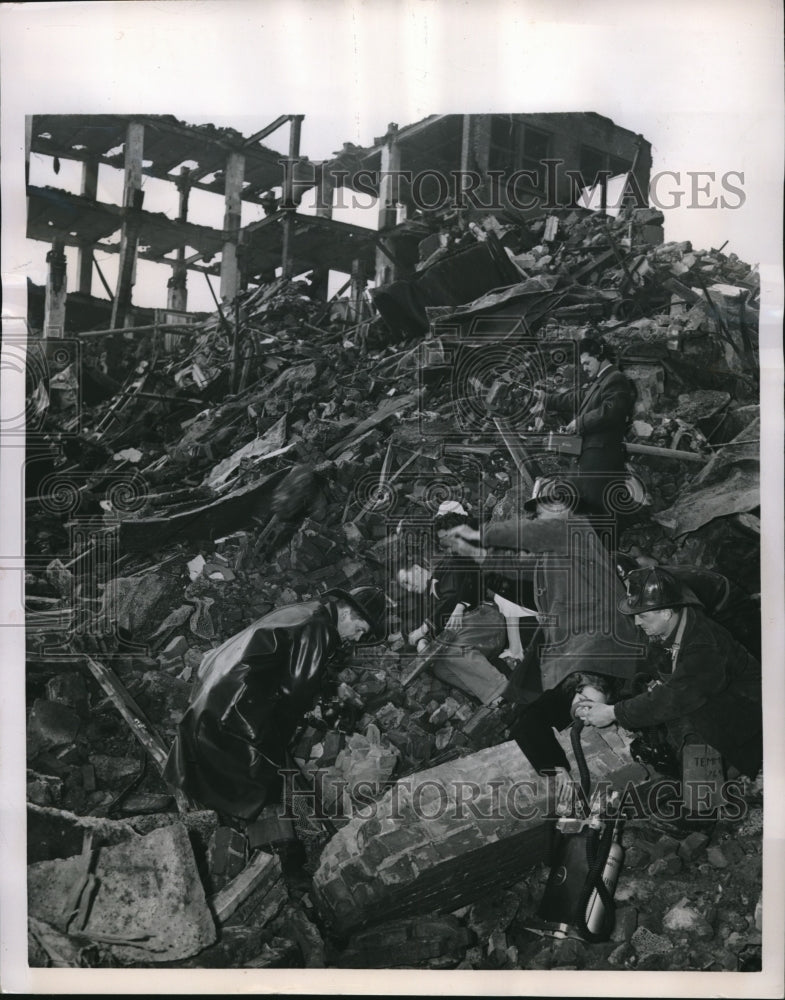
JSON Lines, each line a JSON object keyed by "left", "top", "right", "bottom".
{"left": 577, "top": 701, "right": 616, "bottom": 728}
{"left": 440, "top": 526, "right": 485, "bottom": 562}
{"left": 408, "top": 623, "right": 428, "bottom": 646}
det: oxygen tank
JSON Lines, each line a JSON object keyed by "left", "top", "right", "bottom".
{"left": 583, "top": 821, "right": 624, "bottom": 936}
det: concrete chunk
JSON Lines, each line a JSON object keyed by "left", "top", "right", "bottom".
{"left": 27, "top": 700, "right": 81, "bottom": 757}
{"left": 27, "top": 822, "right": 216, "bottom": 962}
{"left": 314, "top": 731, "right": 647, "bottom": 933}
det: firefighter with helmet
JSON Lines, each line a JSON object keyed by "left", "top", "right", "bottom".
{"left": 579, "top": 567, "right": 762, "bottom": 778}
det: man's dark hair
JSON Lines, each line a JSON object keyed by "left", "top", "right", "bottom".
{"left": 578, "top": 337, "right": 610, "bottom": 361}
{"left": 433, "top": 510, "right": 478, "bottom": 534}
{"left": 562, "top": 670, "right": 621, "bottom": 702}
{"left": 387, "top": 536, "right": 428, "bottom": 579}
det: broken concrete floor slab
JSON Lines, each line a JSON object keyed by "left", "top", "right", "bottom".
{"left": 28, "top": 822, "right": 216, "bottom": 963}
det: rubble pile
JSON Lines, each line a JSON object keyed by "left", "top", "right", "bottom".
{"left": 25, "top": 203, "right": 761, "bottom": 970}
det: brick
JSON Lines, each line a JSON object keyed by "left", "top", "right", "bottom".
{"left": 428, "top": 704, "right": 450, "bottom": 727}
{"left": 317, "top": 874, "right": 354, "bottom": 913}
{"left": 631, "top": 926, "right": 674, "bottom": 959}
{"left": 408, "top": 842, "right": 441, "bottom": 874}
{"left": 433, "top": 824, "right": 487, "bottom": 860}
{"left": 360, "top": 836, "right": 393, "bottom": 868}
{"left": 435, "top": 725, "right": 454, "bottom": 750}
{"left": 376, "top": 826, "right": 428, "bottom": 855}
{"left": 377, "top": 854, "right": 417, "bottom": 885}
{"left": 337, "top": 858, "right": 374, "bottom": 888}
{"left": 347, "top": 880, "right": 378, "bottom": 909}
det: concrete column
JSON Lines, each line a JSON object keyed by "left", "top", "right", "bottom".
{"left": 306, "top": 165, "right": 334, "bottom": 300}
{"left": 460, "top": 115, "right": 492, "bottom": 209}
{"left": 220, "top": 152, "right": 245, "bottom": 302}
{"left": 350, "top": 258, "right": 366, "bottom": 322}
{"left": 167, "top": 166, "right": 190, "bottom": 311}
{"left": 374, "top": 125, "right": 401, "bottom": 286}
{"left": 110, "top": 121, "right": 145, "bottom": 331}
{"left": 44, "top": 240, "right": 67, "bottom": 338}
{"left": 77, "top": 157, "right": 99, "bottom": 294}
{"left": 281, "top": 115, "right": 304, "bottom": 280}
{"left": 314, "top": 164, "right": 334, "bottom": 219}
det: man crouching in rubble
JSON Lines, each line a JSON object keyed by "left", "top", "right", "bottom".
{"left": 440, "top": 476, "right": 643, "bottom": 700}
{"left": 164, "top": 587, "right": 387, "bottom": 821}
{"left": 580, "top": 567, "right": 762, "bottom": 780}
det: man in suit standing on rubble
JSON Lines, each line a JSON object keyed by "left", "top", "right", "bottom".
{"left": 536, "top": 336, "right": 636, "bottom": 516}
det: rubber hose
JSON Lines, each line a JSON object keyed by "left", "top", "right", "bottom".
{"left": 570, "top": 719, "right": 592, "bottom": 807}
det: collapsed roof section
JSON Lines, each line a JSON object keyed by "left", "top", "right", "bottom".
{"left": 30, "top": 114, "right": 287, "bottom": 205}
{"left": 27, "top": 112, "right": 652, "bottom": 322}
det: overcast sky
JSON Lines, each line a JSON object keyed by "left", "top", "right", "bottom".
{"left": 8, "top": 0, "right": 783, "bottom": 314}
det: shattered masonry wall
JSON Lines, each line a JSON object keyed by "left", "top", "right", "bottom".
{"left": 313, "top": 731, "right": 648, "bottom": 934}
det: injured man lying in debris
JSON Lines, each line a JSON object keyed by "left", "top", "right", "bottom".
{"left": 163, "top": 586, "right": 387, "bottom": 821}
{"left": 394, "top": 500, "right": 539, "bottom": 705}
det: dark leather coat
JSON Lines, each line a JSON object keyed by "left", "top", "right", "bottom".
{"left": 163, "top": 598, "right": 343, "bottom": 819}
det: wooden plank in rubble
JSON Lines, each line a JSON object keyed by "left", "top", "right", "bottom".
{"left": 82, "top": 655, "right": 192, "bottom": 813}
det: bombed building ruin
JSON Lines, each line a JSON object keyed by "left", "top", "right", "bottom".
{"left": 20, "top": 113, "right": 762, "bottom": 972}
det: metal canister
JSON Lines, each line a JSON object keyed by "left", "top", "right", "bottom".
{"left": 583, "top": 826, "right": 624, "bottom": 936}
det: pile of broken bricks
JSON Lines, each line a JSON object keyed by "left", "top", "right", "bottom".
{"left": 25, "top": 202, "right": 762, "bottom": 969}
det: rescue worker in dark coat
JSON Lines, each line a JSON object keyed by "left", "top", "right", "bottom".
{"left": 580, "top": 568, "right": 762, "bottom": 777}
{"left": 163, "top": 587, "right": 387, "bottom": 820}
{"left": 535, "top": 337, "right": 636, "bottom": 515}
